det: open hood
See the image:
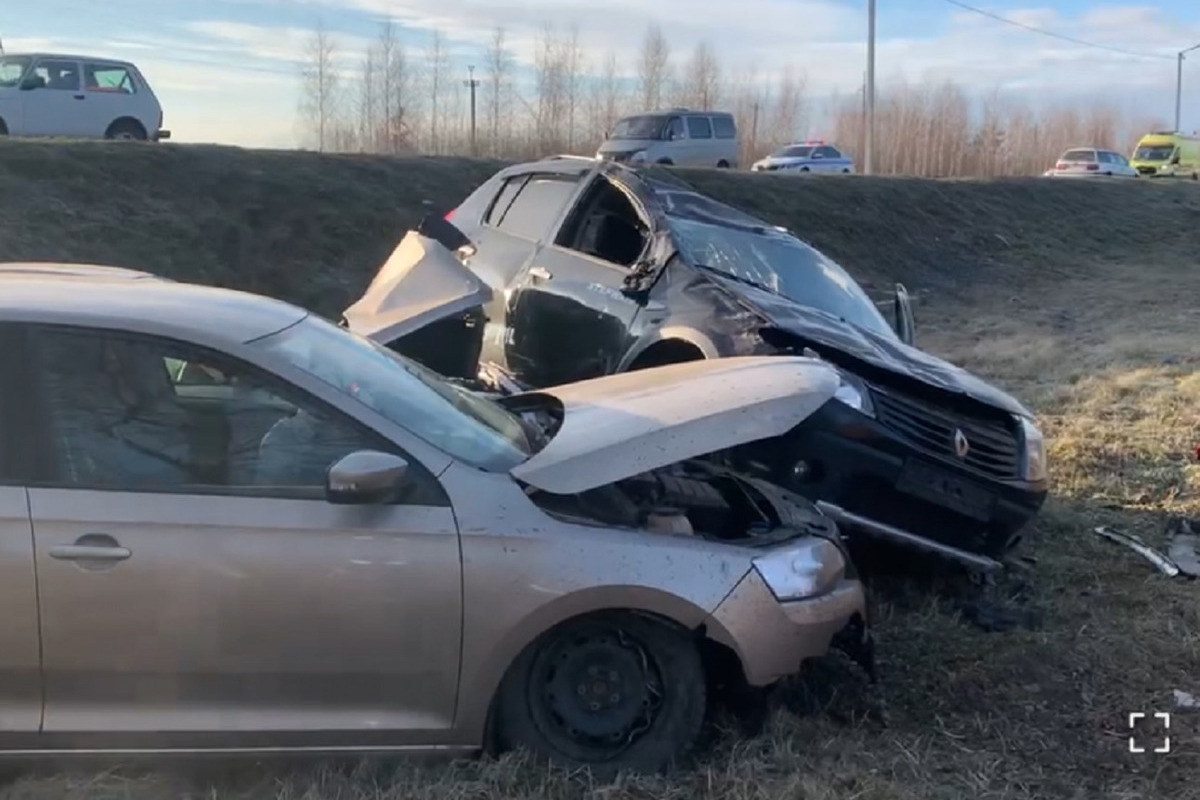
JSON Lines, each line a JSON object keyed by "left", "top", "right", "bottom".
{"left": 342, "top": 229, "right": 492, "bottom": 344}
{"left": 507, "top": 356, "right": 839, "bottom": 494}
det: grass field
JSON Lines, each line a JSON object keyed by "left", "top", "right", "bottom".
{"left": 1, "top": 139, "right": 1199, "bottom": 800}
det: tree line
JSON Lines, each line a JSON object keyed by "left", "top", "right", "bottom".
{"left": 298, "top": 20, "right": 1166, "bottom": 177}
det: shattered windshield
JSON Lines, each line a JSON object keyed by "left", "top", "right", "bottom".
{"left": 668, "top": 216, "right": 896, "bottom": 339}
{"left": 772, "top": 145, "right": 814, "bottom": 158}
{"left": 1134, "top": 145, "right": 1174, "bottom": 161}
{"left": 610, "top": 115, "right": 666, "bottom": 140}
{"left": 0, "top": 56, "right": 32, "bottom": 87}
{"left": 255, "top": 314, "right": 532, "bottom": 471}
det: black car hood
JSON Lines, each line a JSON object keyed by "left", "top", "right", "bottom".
{"left": 702, "top": 273, "right": 1033, "bottom": 418}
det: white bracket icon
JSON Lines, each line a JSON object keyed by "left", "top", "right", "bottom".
{"left": 1128, "top": 712, "right": 1170, "bottom": 753}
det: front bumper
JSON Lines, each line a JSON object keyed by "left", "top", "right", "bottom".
{"left": 761, "top": 400, "right": 1048, "bottom": 559}
{"left": 706, "top": 567, "right": 867, "bottom": 687}
{"left": 154, "top": 129, "right": 171, "bottom": 141}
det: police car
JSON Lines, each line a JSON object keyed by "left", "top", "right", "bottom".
{"left": 750, "top": 141, "right": 855, "bottom": 173}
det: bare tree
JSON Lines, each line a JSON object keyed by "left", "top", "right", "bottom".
{"left": 423, "top": 29, "right": 449, "bottom": 154}
{"left": 585, "top": 48, "right": 624, "bottom": 145}
{"left": 357, "top": 48, "right": 379, "bottom": 151}
{"left": 533, "top": 23, "right": 569, "bottom": 151}
{"left": 298, "top": 22, "right": 342, "bottom": 152}
{"left": 684, "top": 41, "right": 721, "bottom": 109}
{"left": 637, "top": 23, "right": 671, "bottom": 111}
{"left": 483, "top": 27, "right": 515, "bottom": 155}
{"left": 563, "top": 24, "right": 584, "bottom": 149}
{"left": 767, "top": 64, "right": 805, "bottom": 148}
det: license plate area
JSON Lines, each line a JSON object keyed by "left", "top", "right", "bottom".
{"left": 895, "top": 460, "right": 995, "bottom": 521}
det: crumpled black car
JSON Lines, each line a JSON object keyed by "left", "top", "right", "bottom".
{"left": 342, "top": 155, "right": 1049, "bottom": 571}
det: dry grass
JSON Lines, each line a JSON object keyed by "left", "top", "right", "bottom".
{"left": 2, "top": 140, "right": 1200, "bottom": 800}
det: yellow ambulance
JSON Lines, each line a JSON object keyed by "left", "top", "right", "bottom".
{"left": 1130, "top": 131, "right": 1200, "bottom": 179}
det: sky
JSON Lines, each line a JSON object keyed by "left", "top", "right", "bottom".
{"left": 3, "top": 1, "right": 1200, "bottom": 148}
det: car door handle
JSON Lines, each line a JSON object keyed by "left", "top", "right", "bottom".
{"left": 528, "top": 266, "right": 552, "bottom": 281}
{"left": 73, "top": 94, "right": 85, "bottom": 100}
{"left": 49, "top": 544, "right": 131, "bottom": 561}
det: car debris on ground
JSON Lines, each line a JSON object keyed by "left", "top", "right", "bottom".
{"left": 1094, "top": 520, "right": 1200, "bottom": 579}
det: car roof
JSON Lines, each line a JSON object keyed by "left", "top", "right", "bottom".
{"left": 4, "top": 52, "right": 136, "bottom": 67}
{"left": 0, "top": 263, "right": 307, "bottom": 345}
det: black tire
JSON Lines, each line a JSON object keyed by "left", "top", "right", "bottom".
{"left": 800, "top": 166, "right": 810, "bottom": 172}
{"left": 105, "top": 118, "right": 147, "bottom": 141}
{"left": 0, "top": 118, "right": 8, "bottom": 136}
{"left": 493, "top": 612, "right": 706, "bottom": 775}
{"left": 716, "top": 160, "right": 730, "bottom": 168}
{"left": 655, "top": 158, "right": 673, "bottom": 165}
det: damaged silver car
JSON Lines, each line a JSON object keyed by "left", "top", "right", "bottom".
{"left": 0, "top": 262, "right": 869, "bottom": 774}
{"left": 344, "top": 157, "right": 1049, "bottom": 573}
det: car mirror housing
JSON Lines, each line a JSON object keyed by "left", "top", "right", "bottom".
{"left": 19, "top": 75, "right": 44, "bottom": 91}
{"left": 326, "top": 450, "right": 410, "bottom": 505}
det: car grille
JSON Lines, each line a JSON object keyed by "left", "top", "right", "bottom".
{"left": 1136, "top": 166, "right": 1157, "bottom": 175}
{"left": 871, "top": 387, "right": 1021, "bottom": 479}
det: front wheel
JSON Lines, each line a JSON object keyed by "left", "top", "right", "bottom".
{"left": 105, "top": 119, "right": 147, "bottom": 141}
{"left": 493, "top": 612, "right": 707, "bottom": 775}
{"left": 716, "top": 159, "right": 730, "bottom": 168}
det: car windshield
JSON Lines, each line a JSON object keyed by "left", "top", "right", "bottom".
{"left": 255, "top": 314, "right": 532, "bottom": 471}
{"left": 667, "top": 215, "right": 896, "bottom": 339}
{"left": 772, "top": 145, "right": 814, "bottom": 158}
{"left": 0, "top": 56, "right": 32, "bottom": 87}
{"left": 1134, "top": 145, "right": 1175, "bottom": 161}
{"left": 610, "top": 115, "right": 666, "bottom": 140}
{"left": 1060, "top": 150, "right": 1096, "bottom": 162}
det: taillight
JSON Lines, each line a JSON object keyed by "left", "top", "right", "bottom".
{"left": 1086, "top": 163, "right": 1099, "bottom": 171}
{"left": 1055, "top": 163, "right": 1067, "bottom": 169}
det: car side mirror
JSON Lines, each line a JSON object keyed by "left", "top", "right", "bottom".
{"left": 19, "top": 75, "right": 44, "bottom": 91}
{"left": 1171, "top": 154, "right": 1181, "bottom": 165}
{"left": 893, "top": 282, "right": 915, "bottom": 345}
{"left": 326, "top": 450, "right": 410, "bottom": 505}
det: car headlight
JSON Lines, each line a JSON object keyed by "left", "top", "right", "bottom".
{"left": 628, "top": 150, "right": 647, "bottom": 164}
{"left": 1019, "top": 416, "right": 1047, "bottom": 482}
{"left": 832, "top": 370, "right": 875, "bottom": 417}
{"left": 752, "top": 538, "right": 845, "bottom": 601}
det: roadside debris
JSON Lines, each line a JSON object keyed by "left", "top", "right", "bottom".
{"left": 1174, "top": 689, "right": 1200, "bottom": 712}
{"left": 1094, "top": 526, "right": 1182, "bottom": 577}
{"left": 1164, "top": 517, "right": 1200, "bottom": 578}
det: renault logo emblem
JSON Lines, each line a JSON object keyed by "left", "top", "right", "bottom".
{"left": 953, "top": 429, "right": 971, "bottom": 458}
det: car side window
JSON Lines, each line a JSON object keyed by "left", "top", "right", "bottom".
{"left": 84, "top": 63, "right": 137, "bottom": 93}
{"left": 686, "top": 116, "right": 713, "bottom": 139}
{"left": 32, "top": 60, "right": 80, "bottom": 91}
{"left": 31, "top": 326, "right": 446, "bottom": 505}
{"left": 484, "top": 176, "right": 527, "bottom": 226}
{"left": 711, "top": 115, "right": 736, "bottom": 139}
{"left": 816, "top": 146, "right": 839, "bottom": 159}
{"left": 665, "top": 117, "right": 685, "bottom": 140}
{"left": 491, "top": 174, "right": 579, "bottom": 241}
{"left": 1097, "top": 151, "right": 1111, "bottom": 164}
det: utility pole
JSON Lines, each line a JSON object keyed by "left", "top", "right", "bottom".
{"left": 463, "top": 65, "right": 480, "bottom": 156}
{"left": 1176, "top": 44, "right": 1200, "bottom": 133}
{"left": 865, "top": 0, "right": 876, "bottom": 175}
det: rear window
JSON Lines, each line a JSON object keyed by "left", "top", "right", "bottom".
{"left": 490, "top": 175, "right": 579, "bottom": 241}
{"left": 712, "top": 115, "right": 736, "bottom": 139}
{"left": 1060, "top": 150, "right": 1096, "bottom": 162}
{"left": 686, "top": 116, "right": 713, "bottom": 139}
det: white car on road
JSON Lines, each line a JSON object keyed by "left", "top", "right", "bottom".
{"left": 0, "top": 52, "right": 169, "bottom": 141}
{"left": 1044, "top": 147, "right": 1136, "bottom": 178}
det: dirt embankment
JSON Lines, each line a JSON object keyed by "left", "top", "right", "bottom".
{"left": 1, "top": 139, "right": 1197, "bottom": 317}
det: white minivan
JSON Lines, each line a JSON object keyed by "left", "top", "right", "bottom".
{"left": 0, "top": 52, "right": 169, "bottom": 141}
{"left": 596, "top": 109, "right": 739, "bottom": 168}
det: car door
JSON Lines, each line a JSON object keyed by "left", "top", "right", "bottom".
{"left": 0, "top": 323, "right": 43, "bottom": 742}
{"left": 81, "top": 61, "right": 143, "bottom": 138}
{"left": 504, "top": 172, "right": 650, "bottom": 386}
{"left": 684, "top": 115, "right": 715, "bottom": 166}
{"left": 21, "top": 58, "right": 91, "bottom": 137}
{"left": 472, "top": 170, "right": 591, "bottom": 384}
{"left": 23, "top": 323, "right": 463, "bottom": 744}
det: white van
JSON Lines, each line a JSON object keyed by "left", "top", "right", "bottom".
{"left": 596, "top": 109, "right": 739, "bottom": 168}
{"left": 0, "top": 52, "right": 169, "bottom": 141}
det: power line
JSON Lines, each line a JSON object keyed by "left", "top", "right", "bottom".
{"left": 941, "top": 0, "right": 1175, "bottom": 61}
